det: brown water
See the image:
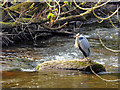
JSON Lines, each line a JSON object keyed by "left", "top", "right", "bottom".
{"left": 1, "top": 27, "right": 120, "bottom": 88}
{"left": 2, "top": 69, "right": 119, "bottom": 88}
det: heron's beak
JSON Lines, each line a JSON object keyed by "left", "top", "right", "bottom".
{"left": 74, "top": 36, "right": 78, "bottom": 38}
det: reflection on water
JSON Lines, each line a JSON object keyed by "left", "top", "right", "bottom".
{"left": 1, "top": 69, "right": 119, "bottom": 88}
{"left": 1, "top": 27, "right": 119, "bottom": 88}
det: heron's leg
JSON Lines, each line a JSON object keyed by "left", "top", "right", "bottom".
{"left": 82, "top": 56, "right": 84, "bottom": 59}
{"left": 80, "top": 56, "right": 84, "bottom": 60}
{"left": 86, "top": 57, "right": 92, "bottom": 63}
{"left": 83, "top": 57, "right": 88, "bottom": 61}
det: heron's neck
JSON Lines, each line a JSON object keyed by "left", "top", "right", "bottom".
{"left": 75, "top": 37, "right": 79, "bottom": 48}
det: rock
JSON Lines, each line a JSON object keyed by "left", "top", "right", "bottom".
{"left": 35, "top": 59, "right": 106, "bottom": 74}
{"left": 82, "top": 64, "right": 106, "bottom": 74}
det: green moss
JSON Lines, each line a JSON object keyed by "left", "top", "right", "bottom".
{"left": 35, "top": 65, "right": 40, "bottom": 70}
{"left": 35, "top": 59, "right": 106, "bottom": 73}
{"left": 7, "top": 2, "right": 33, "bottom": 12}
{"left": 93, "top": 64, "right": 105, "bottom": 69}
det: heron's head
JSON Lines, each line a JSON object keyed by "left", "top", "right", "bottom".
{"left": 74, "top": 33, "right": 80, "bottom": 38}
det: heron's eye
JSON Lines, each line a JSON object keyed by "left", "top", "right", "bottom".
{"left": 79, "top": 37, "right": 83, "bottom": 40}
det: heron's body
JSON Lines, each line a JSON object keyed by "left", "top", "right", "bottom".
{"left": 74, "top": 33, "right": 90, "bottom": 58}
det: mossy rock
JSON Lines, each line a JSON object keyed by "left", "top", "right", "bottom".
{"left": 35, "top": 59, "right": 106, "bottom": 74}
{"left": 81, "top": 64, "right": 106, "bottom": 74}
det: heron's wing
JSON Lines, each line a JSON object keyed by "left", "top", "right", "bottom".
{"left": 78, "top": 37, "right": 90, "bottom": 57}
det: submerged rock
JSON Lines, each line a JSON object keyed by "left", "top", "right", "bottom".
{"left": 35, "top": 59, "right": 106, "bottom": 74}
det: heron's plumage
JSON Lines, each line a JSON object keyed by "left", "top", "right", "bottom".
{"left": 74, "top": 37, "right": 79, "bottom": 48}
{"left": 74, "top": 33, "right": 80, "bottom": 48}
{"left": 79, "top": 37, "right": 83, "bottom": 40}
{"left": 75, "top": 33, "right": 90, "bottom": 57}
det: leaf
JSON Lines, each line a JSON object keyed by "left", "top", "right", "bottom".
{"left": 14, "top": 0, "right": 16, "bottom": 3}
{"left": 50, "top": 17, "right": 53, "bottom": 22}
{"left": 52, "top": 8, "right": 58, "bottom": 12}
{"left": 29, "top": 3, "right": 35, "bottom": 9}
{"left": 55, "top": 8, "right": 58, "bottom": 11}
{"left": 51, "top": 14, "right": 55, "bottom": 17}
{"left": 50, "top": 6, "right": 54, "bottom": 8}
{"left": 35, "top": 65, "right": 40, "bottom": 70}
{"left": 48, "top": 0, "right": 52, "bottom": 2}
{"left": 47, "top": 13, "right": 55, "bottom": 19}
{"left": 64, "top": 1, "right": 69, "bottom": 5}
{"left": 52, "top": 10, "right": 55, "bottom": 12}
{"left": 81, "top": 1, "right": 86, "bottom": 5}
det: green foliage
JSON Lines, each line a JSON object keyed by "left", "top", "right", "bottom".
{"left": 38, "top": 0, "right": 45, "bottom": 1}
{"left": 52, "top": 8, "right": 58, "bottom": 12}
{"left": 64, "top": 1, "right": 69, "bottom": 5}
{"left": 3, "top": 0, "right": 6, "bottom": 3}
{"left": 48, "top": 0, "right": 52, "bottom": 2}
{"left": 81, "top": 1, "right": 86, "bottom": 5}
{"left": 35, "top": 65, "right": 40, "bottom": 70}
{"left": 29, "top": 3, "right": 35, "bottom": 9}
{"left": 83, "top": 16, "right": 86, "bottom": 20}
{"left": 103, "top": 4, "right": 106, "bottom": 7}
{"left": 47, "top": 13, "right": 55, "bottom": 19}
{"left": 14, "top": 0, "right": 16, "bottom": 3}
{"left": 50, "top": 6, "right": 55, "bottom": 8}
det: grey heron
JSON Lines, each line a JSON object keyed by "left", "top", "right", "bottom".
{"left": 74, "top": 33, "right": 90, "bottom": 58}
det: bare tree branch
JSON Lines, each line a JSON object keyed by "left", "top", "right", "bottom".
{"left": 92, "top": 6, "right": 120, "bottom": 20}
{"left": 98, "top": 29, "right": 120, "bottom": 53}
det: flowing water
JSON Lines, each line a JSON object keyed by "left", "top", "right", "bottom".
{"left": 1, "top": 26, "right": 120, "bottom": 88}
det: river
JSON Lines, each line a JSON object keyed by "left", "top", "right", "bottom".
{"left": 1, "top": 26, "right": 120, "bottom": 88}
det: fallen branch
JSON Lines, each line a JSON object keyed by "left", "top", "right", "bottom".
{"left": 41, "top": 22, "right": 68, "bottom": 30}
{"left": 55, "top": 10, "right": 91, "bottom": 24}
{"left": 34, "top": 30, "right": 74, "bottom": 36}
{"left": 1, "top": 18, "right": 48, "bottom": 29}
{"left": 2, "top": 2, "right": 34, "bottom": 20}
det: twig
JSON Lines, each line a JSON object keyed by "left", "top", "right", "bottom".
{"left": 86, "top": 58, "right": 120, "bottom": 82}
{"left": 92, "top": 6, "right": 120, "bottom": 20}
{"left": 74, "top": 0, "right": 91, "bottom": 11}
{"left": 54, "top": 0, "right": 60, "bottom": 22}
{"left": 97, "top": 20, "right": 103, "bottom": 23}
{"left": 89, "top": 64, "right": 120, "bottom": 82}
{"left": 1, "top": 0, "right": 8, "bottom": 7}
{"left": 6, "top": 2, "right": 39, "bottom": 25}
{"left": 41, "top": 22, "right": 68, "bottom": 30}
{"left": 109, "top": 16, "right": 120, "bottom": 31}
{"left": 117, "top": 5, "right": 120, "bottom": 23}
{"left": 60, "top": 8, "right": 77, "bottom": 16}
{"left": 74, "top": 0, "right": 111, "bottom": 11}
{"left": 3, "top": 35, "right": 14, "bottom": 43}
{"left": 55, "top": 9, "right": 92, "bottom": 25}
{"left": 98, "top": 29, "right": 120, "bottom": 53}
{"left": 27, "top": 25, "right": 36, "bottom": 44}
{"left": 7, "top": 9, "right": 30, "bottom": 25}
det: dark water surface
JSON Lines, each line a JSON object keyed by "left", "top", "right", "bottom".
{"left": 1, "top": 27, "right": 120, "bottom": 88}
